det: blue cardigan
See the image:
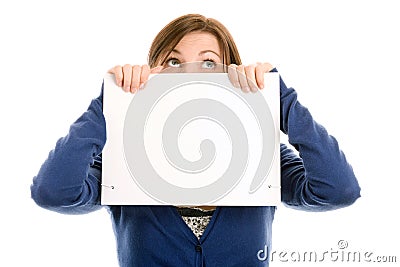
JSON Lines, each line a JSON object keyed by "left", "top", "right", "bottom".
{"left": 31, "top": 71, "right": 361, "bottom": 266}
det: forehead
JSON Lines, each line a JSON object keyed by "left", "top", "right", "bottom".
{"left": 174, "top": 32, "right": 221, "bottom": 52}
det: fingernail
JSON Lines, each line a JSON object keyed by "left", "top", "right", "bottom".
{"left": 259, "top": 84, "right": 264, "bottom": 89}
{"left": 243, "top": 86, "right": 250, "bottom": 92}
{"left": 139, "top": 83, "right": 144, "bottom": 90}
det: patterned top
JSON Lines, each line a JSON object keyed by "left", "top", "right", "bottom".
{"left": 181, "top": 216, "right": 212, "bottom": 239}
{"left": 177, "top": 207, "right": 216, "bottom": 239}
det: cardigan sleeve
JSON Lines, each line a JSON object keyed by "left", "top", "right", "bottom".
{"left": 30, "top": 84, "right": 106, "bottom": 214}
{"left": 277, "top": 70, "right": 361, "bottom": 211}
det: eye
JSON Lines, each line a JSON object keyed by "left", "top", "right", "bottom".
{"left": 202, "top": 60, "right": 216, "bottom": 69}
{"left": 166, "top": 58, "right": 181, "bottom": 68}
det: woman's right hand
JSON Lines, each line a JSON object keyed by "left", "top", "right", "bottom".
{"left": 108, "top": 64, "right": 163, "bottom": 93}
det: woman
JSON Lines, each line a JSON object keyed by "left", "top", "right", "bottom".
{"left": 31, "top": 14, "right": 361, "bottom": 266}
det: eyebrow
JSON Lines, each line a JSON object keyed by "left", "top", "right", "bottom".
{"left": 171, "top": 49, "right": 221, "bottom": 58}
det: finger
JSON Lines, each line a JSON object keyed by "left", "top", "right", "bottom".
{"left": 256, "top": 63, "right": 274, "bottom": 90}
{"left": 255, "top": 64, "right": 265, "bottom": 89}
{"left": 227, "top": 64, "right": 240, "bottom": 88}
{"left": 130, "top": 65, "right": 141, "bottom": 93}
{"left": 122, "top": 64, "right": 132, "bottom": 92}
{"left": 139, "top": 65, "right": 150, "bottom": 90}
{"left": 263, "top": 62, "right": 274, "bottom": 73}
{"left": 236, "top": 65, "right": 250, "bottom": 93}
{"left": 244, "top": 64, "right": 258, "bottom": 93}
{"left": 108, "top": 65, "right": 123, "bottom": 87}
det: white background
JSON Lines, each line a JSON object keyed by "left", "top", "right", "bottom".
{"left": 0, "top": 0, "right": 399, "bottom": 266}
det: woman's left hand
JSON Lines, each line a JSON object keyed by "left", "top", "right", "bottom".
{"left": 228, "top": 62, "right": 274, "bottom": 93}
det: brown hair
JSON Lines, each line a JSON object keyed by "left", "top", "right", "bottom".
{"left": 148, "top": 14, "right": 242, "bottom": 68}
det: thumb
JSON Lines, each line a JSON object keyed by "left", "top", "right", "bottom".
{"left": 150, "top": 66, "right": 163, "bottom": 74}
